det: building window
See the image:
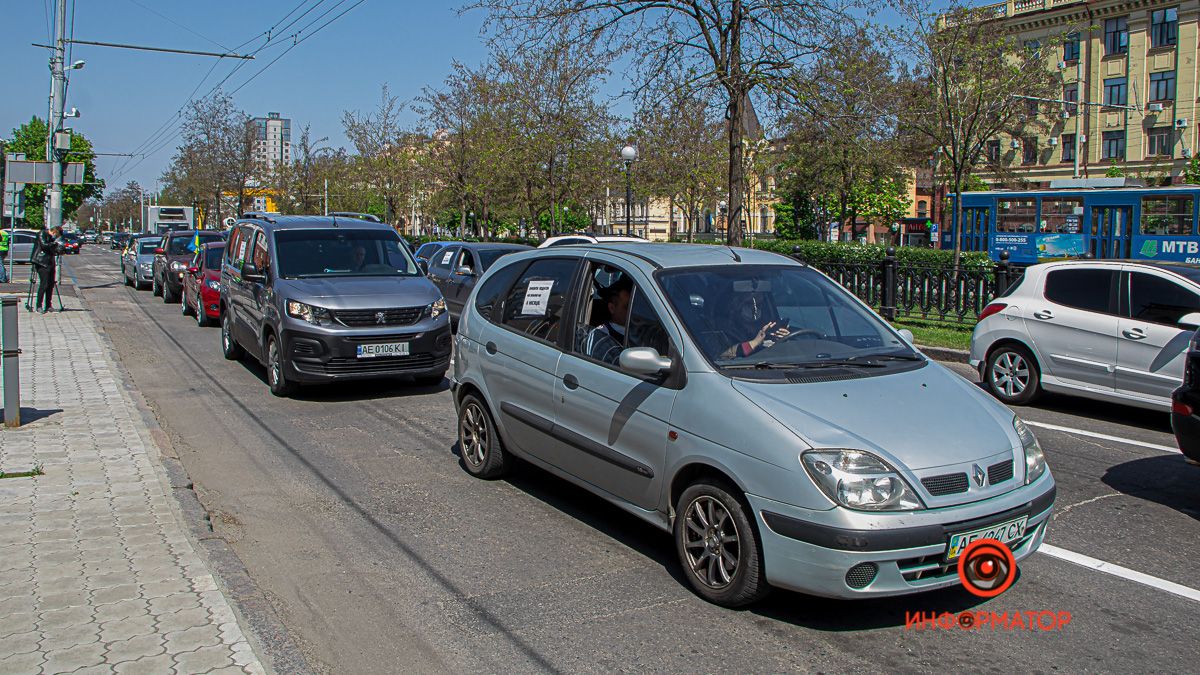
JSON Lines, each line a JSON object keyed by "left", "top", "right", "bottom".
{"left": 1141, "top": 195, "right": 1193, "bottom": 235}
{"left": 1147, "top": 127, "right": 1174, "bottom": 156}
{"left": 997, "top": 198, "right": 1038, "bottom": 233}
{"left": 1043, "top": 199, "right": 1083, "bottom": 233}
{"left": 985, "top": 139, "right": 1000, "bottom": 163}
{"left": 1151, "top": 8, "right": 1179, "bottom": 48}
{"left": 1022, "top": 137, "right": 1038, "bottom": 165}
{"left": 1063, "top": 84, "right": 1078, "bottom": 116}
{"left": 917, "top": 201, "right": 928, "bottom": 217}
{"left": 1103, "top": 130, "right": 1126, "bottom": 159}
{"left": 1024, "top": 39, "right": 1041, "bottom": 58}
{"left": 1105, "top": 17, "right": 1129, "bottom": 55}
{"left": 1104, "top": 77, "right": 1127, "bottom": 107}
{"left": 1063, "top": 32, "right": 1080, "bottom": 61}
{"left": 1062, "top": 134, "right": 1076, "bottom": 162}
{"left": 1150, "top": 71, "right": 1176, "bottom": 102}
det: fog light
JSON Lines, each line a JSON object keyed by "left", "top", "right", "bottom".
{"left": 845, "top": 562, "right": 878, "bottom": 589}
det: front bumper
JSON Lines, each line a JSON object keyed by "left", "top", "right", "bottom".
{"left": 282, "top": 322, "right": 452, "bottom": 384}
{"left": 749, "top": 476, "right": 1056, "bottom": 599}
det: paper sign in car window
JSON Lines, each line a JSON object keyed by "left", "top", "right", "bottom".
{"left": 522, "top": 280, "right": 555, "bottom": 315}
{"left": 237, "top": 241, "right": 248, "bottom": 263}
{"left": 441, "top": 250, "right": 454, "bottom": 265}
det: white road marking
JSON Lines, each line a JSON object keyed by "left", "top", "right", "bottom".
{"left": 1039, "top": 544, "right": 1200, "bottom": 604}
{"left": 1024, "top": 420, "right": 1179, "bottom": 454}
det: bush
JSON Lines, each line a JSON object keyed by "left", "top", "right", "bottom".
{"left": 408, "top": 234, "right": 539, "bottom": 248}
{"left": 750, "top": 239, "right": 993, "bottom": 270}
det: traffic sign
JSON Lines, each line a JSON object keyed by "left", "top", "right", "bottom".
{"left": 4, "top": 160, "right": 85, "bottom": 185}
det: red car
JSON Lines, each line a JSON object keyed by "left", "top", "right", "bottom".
{"left": 181, "top": 241, "right": 225, "bottom": 326}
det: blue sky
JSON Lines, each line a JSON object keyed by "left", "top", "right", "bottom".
{"left": 0, "top": 1, "right": 495, "bottom": 193}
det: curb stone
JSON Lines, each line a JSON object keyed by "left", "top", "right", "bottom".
{"left": 59, "top": 264, "right": 313, "bottom": 675}
{"left": 917, "top": 344, "right": 970, "bottom": 364}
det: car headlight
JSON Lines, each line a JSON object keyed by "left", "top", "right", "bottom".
{"left": 1014, "top": 416, "right": 1047, "bottom": 484}
{"left": 204, "top": 279, "right": 221, "bottom": 291}
{"left": 286, "top": 299, "right": 333, "bottom": 326}
{"left": 801, "top": 450, "right": 924, "bottom": 511}
{"left": 423, "top": 297, "right": 447, "bottom": 319}
{"left": 139, "top": 261, "right": 152, "bottom": 270}
{"left": 170, "top": 261, "right": 186, "bottom": 271}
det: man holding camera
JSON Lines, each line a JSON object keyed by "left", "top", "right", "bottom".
{"left": 30, "top": 225, "right": 65, "bottom": 313}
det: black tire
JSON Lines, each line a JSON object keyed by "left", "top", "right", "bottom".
{"left": 984, "top": 343, "right": 1041, "bottom": 406}
{"left": 196, "top": 301, "right": 210, "bottom": 327}
{"left": 123, "top": 271, "right": 132, "bottom": 287}
{"left": 265, "top": 336, "right": 296, "bottom": 397}
{"left": 457, "top": 394, "right": 507, "bottom": 478}
{"left": 674, "top": 480, "right": 769, "bottom": 608}
{"left": 221, "top": 311, "right": 244, "bottom": 361}
{"left": 163, "top": 281, "right": 178, "bottom": 304}
{"left": 414, "top": 371, "right": 446, "bottom": 387}
{"left": 152, "top": 273, "right": 163, "bottom": 297}
{"left": 181, "top": 292, "right": 193, "bottom": 316}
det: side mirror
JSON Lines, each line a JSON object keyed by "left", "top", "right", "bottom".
{"left": 898, "top": 328, "right": 915, "bottom": 344}
{"left": 187, "top": 266, "right": 199, "bottom": 275}
{"left": 1179, "top": 312, "right": 1200, "bottom": 329}
{"left": 417, "top": 259, "right": 430, "bottom": 275}
{"left": 455, "top": 265, "right": 475, "bottom": 276}
{"left": 154, "top": 247, "right": 165, "bottom": 255}
{"left": 241, "top": 262, "right": 264, "bottom": 281}
{"left": 618, "top": 347, "right": 672, "bottom": 376}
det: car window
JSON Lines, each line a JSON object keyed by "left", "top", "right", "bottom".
{"left": 547, "top": 238, "right": 587, "bottom": 247}
{"left": 226, "top": 226, "right": 250, "bottom": 267}
{"left": 204, "top": 246, "right": 223, "bottom": 270}
{"left": 571, "top": 262, "right": 670, "bottom": 366}
{"left": 251, "top": 231, "right": 269, "bottom": 271}
{"left": 273, "top": 228, "right": 419, "bottom": 278}
{"left": 1043, "top": 268, "right": 1116, "bottom": 314}
{"left": 432, "top": 246, "right": 458, "bottom": 270}
{"left": 499, "top": 258, "right": 578, "bottom": 344}
{"left": 474, "top": 260, "right": 528, "bottom": 322}
{"left": 477, "top": 249, "right": 516, "bottom": 271}
{"left": 15, "top": 233, "right": 35, "bottom": 243}
{"left": 1129, "top": 272, "right": 1200, "bottom": 325}
{"left": 456, "top": 249, "right": 477, "bottom": 274}
{"left": 137, "top": 239, "right": 161, "bottom": 255}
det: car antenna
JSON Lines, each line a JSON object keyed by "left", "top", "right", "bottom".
{"left": 726, "top": 246, "right": 741, "bottom": 262}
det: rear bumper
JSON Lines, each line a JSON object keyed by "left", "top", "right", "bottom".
{"left": 200, "top": 286, "right": 221, "bottom": 318}
{"left": 283, "top": 323, "right": 453, "bottom": 384}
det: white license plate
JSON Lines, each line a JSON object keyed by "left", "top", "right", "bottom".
{"left": 945, "top": 515, "right": 1028, "bottom": 561}
{"left": 356, "top": 342, "right": 409, "bottom": 358}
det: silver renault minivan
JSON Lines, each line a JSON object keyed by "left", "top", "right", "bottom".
{"left": 451, "top": 243, "right": 1056, "bottom": 606}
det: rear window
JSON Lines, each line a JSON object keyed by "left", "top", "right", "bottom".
{"left": 1043, "top": 268, "right": 1116, "bottom": 314}
{"left": 138, "top": 239, "right": 161, "bottom": 254}
{"left": 167, "top": 233, "right": 221, "bottom": 256}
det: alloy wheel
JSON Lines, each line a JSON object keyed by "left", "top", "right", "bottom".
{"left": 268, "top": 340, "right": 281, "bottom": 388}
{"left": 991, "top": 351, "right": 1029, "bottom": 398}
{"left": 459, "top": 402, "right": 488, "bottom": 467}
{"left": 681, "top": 495, "right": 741, "bottom": 590}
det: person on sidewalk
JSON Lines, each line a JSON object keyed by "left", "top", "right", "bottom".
{"left": 30, "top": 225, "right": 65, "bottom": 313}
{"left": 0, "top": 228, "right": 9, "bottom": 283}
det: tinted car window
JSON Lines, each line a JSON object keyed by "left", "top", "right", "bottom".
{"left": 1129, "top": 272, "right": 1200, "bottom": 325}
{"left": 204, "top": 246, "right": 223, "bottom": 269}
{"left": 478, "top": 249, "right": 516, "bottom": 271}
{"left": 1043, "top": 269, "right": 1116, "bottom": 314}
{"left": 547, "top": 238, "right": 589, "bottom": 247}
{"left": 499, "top": 258, "right": 578, "bottom": 343}
{"left": 137, "top": 239, "right": 161, "bottom": 255}
{"left": 274, "top": 229, "right": 419, "bottom": 278}
{"left": 251, "top": 231, "right": 269, "bottom": 270}
{"left": 432, "top": 246, "right": 458, "bottom": 270}
{"left": 474, "top": 261, "right": 528, "bottom": 322}
{"left": 415, "top": 242, "right": 443, "bottom": 260}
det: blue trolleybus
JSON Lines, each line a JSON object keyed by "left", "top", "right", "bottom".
{"left": 950, "top": 184, "right": 1200, "bottom": 265}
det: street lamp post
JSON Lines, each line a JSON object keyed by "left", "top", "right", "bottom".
{"left": 620, "top": 145, "right": 638, "bottom": 236}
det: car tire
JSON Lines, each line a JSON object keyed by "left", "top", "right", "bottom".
{"left": 674, "top": 480, "right": 769, "bottom": 608}
{"left": 152, "top": 273, "right": 162, "bottom": 297}
{"left": 123, "top": 271, "right": 131, "bottom": 287}
{"left": 181, "top": 294, "right": 193, "bottom": 316}
{"left": 265, "top": 336, "right": 295, "bottom": 397}
{"left": 985, "top": 343, "right": 1041, "bottom": 406}
{"left": 196, "top": 302, "right": 210, "bottom": 327}
{"left": 457, "top": 394, "right": 507, "bottom": 479}
{"left": 221, "top": 311, "right": 244, "bottom": 361}
{"left": 163, "top": 282, "right": 178, "bottom": 304}
{"left": 414, "top": 371, "right": 446, "bottom": 386}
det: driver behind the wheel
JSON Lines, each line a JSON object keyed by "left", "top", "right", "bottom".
{"left": 718, "top": 290, "right": 792, "bottom": 359}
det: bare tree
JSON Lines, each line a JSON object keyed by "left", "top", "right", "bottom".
{"left": 343, "top": 85, "right": 424, "bottom": 226}
{"left": 468, "top": 0, "right": 855, "bottom": 246}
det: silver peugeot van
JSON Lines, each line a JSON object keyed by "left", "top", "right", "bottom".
{"left": 450, "top": 243, "right": 1055, "bottom": 606}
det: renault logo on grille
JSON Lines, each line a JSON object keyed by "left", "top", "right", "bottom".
{"left": 972, "top": 464, "right": 986, "bottom": 487}
{"left": 374, "top": 311, "right": 387, "bottom": 324}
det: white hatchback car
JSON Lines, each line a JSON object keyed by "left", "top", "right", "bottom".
{"left": 971, "top": 260, "right": 1200, "bottom": 411}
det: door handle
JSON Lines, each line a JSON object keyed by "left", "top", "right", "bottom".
{"left": 485, "top": 341, "right": 497, "bottom": 355}
{"left": 1033, "top": 310, "right": 1054, "bottom": 320}
{"left": 562, "top": 373, "right": 579, "bottom": 390}
{"left": 1122, "top": 328, "right": 1146, "bottom": 340}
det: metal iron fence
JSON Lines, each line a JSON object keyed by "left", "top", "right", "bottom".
{"left": 797, "top": 248, "right": 1023, "bottom": 325}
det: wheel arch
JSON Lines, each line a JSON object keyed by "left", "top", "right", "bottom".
{"left": 985, "top": 337, "right": 1043, "bottom": 375}
{"left": 668, "top": 461, "right": 748, "bottom": 522}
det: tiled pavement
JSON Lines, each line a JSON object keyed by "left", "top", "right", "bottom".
{"left": 0, "top": 293, "right": 266, "bottom": 674}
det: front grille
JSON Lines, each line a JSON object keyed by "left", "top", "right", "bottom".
{"left": 921, "top": 472, "right": 969, "bottom": 496}
{"left": 341, "top": 333, "right": 420, "bottom": 343}
{"left": 303, "top": 353, "right": 438, "bottom": 375}
{"left": 333, "top": 307, "right": 422, "bottom": 327}
{"left": 988, "top": 460, "right": 1014, "bottom": 485}
{"left": 845, "top": 563, "right": 878, "bottom": 589}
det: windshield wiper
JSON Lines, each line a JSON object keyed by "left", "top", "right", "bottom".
{"left": 846, "top": 352, "right": 924, "bottom": 362}
{"left": 720, "top": 360, "right": 886, "bottom": 370}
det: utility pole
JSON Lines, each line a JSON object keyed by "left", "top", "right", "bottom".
{"left": 45, "top": 0, "right": 68, "bottom": 232}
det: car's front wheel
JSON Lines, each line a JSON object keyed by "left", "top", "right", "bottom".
{"left": 195, "top": 300, "right": 210, "bottom": 327}
{"left": 181, "top": 292, "right": 193, "bottom": 316}
{"left": 162, "top": 280, "right": 178, "bottom": 303}
{"left": 221, "top": 311, "right": 244, "bottom": 361}
{"left": 152, "top": 273, "right": 162, "bottom": 297}
{"left": 265, "top": 336, "right": 295, "bottom": 397}
{"left": 457, "top": 394, "right": 507, "bottom": 478}
{"left": 985, "top": 343, "right": 1041, "bottom": 405}
{"left": 674, "top": 480, "right": 769, "bottom": 607}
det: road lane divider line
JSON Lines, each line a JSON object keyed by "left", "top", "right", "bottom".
{"left": 1039, "top": 544, "right": 1200, "bottom": 604}
{"left": 1024, "top": 420, "right": 1179, "bottom": 454}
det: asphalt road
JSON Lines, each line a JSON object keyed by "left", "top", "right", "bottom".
{"left": 58, "top": 247, "right": 1200, "bottom": 673}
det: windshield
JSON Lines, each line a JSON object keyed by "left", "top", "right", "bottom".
{"left": 204, "top": 246, "right": 224, "bottom": 270}
{"left": 137, "top": 239, "right": 161, "bottom": 255}
{"left": 658, "top": 265, "right": 916, "bottom": 368}
{"left": 167, "top": 233, "right": 220, "bottom": 256}
{"left": 275, "top": 229, "right": 420, "bottom": 278}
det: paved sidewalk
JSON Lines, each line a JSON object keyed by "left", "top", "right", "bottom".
{"left": 0, "top": 293, "right": 266, "bottom": 674}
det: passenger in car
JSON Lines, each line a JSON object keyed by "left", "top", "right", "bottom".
{"left": 584, "top": 276, "right": 633, "bottom": 364}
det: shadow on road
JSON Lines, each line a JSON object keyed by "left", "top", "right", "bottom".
{"left": 235, "top": 358, "right": 450, "bottom": 402}
{"left": 1101, "top": 454, "right": 1200, "bottom": 522}
{"left": 0, "top": 407, "right": 63, "bottom": 426}
{"left": 961, "top": 372, "right": 1172, "bottom": 434}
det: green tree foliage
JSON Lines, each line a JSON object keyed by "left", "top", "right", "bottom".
{"left": 6, "top": 116, "right": 103, "bottom": 227}
{"left": 1105, "top": 160, "right": 1125, "bottom": 178}
{"left": 1184, "top": 155, "right": 1200, "bottom": 184}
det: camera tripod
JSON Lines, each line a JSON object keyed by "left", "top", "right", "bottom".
{"left": 24, "top": 254, "right": 65, "bottom": 313}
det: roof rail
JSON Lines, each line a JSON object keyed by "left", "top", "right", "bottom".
{"left": 329, "top": 212, "right": 382, "bottom": 223}
{"left": 240, "top": 212, "right": 277, "bottom": 223}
